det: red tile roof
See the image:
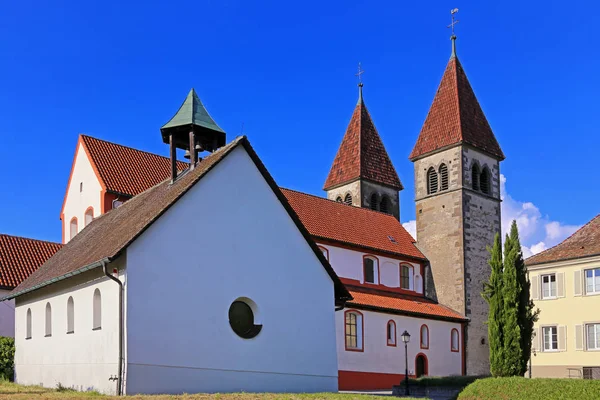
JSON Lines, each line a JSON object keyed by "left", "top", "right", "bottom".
{"left": 0, "top": 234, "right": 62, "bottom": 289}
{"left": 409, "top": 56, "right": 504, "bottom": 161}
{"left": 526, "top": 214, "right": 600, "bottom": 266}
{"left": 281, "top": 188, "right": 425, "bottom": 260}
{"left": 324, "top": 94, "right": 402, "bottom": 190}
{"left": 81, "top": 135, "right": 189, "bottom": 196}
{"left": 347, "top": 287, "right": 466, "bottom": 322}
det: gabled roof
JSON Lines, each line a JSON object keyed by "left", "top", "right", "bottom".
{"left": 526, "top": 214, "right": 600, "bottom": 266}
{"left": 409, "top": 52, "right": 504, "bottom": 161}
{"left": 346, "top": 286, "right": 467, "bottom": 322}
{"left": 0, "top": 234, "right": 61, "bottom": 289}
{"left": 323, "top": 88, "right": 402, "bottom": 191}
{"left": 81, "top": 135, "right": 189, "bottom": 196}
{"left": 7, "top": 137, "right": 350, "bottom": 305}
{"left": 161, "top": 88, "right": 225, "bottom": 134}
{"left": 281, "top": 188, "right": 425, "bottom": 261}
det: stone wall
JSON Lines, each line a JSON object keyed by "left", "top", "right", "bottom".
{"left": 361, "top": 180, "right": 400, "bottom": 220}
{"left": 325, "top": 180, "right": 361, "bottom": 206}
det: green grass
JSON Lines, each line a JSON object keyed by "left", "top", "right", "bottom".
{"left": 401, "top": 375, "right": 483, "bottom": 388}
{"left": 458, "top": 377, "right": 600, "bottom": 400}
{"left": 0, "top": 380, "right": 401, "bottom": 400}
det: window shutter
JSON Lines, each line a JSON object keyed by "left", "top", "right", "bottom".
{"left": 558, "top": 326, "right": 567, "bottom": 351}
{"left": 557, "top": 272, "right": 565, "bottom": 297}
{"left": 575, "top": 325, "right": 584, "bottom": 351}
{"left": 531, "top": 275, "right": 539, "bottom": 300}
{"left": 574, "top": 270, "right": 582, "bottom": 296}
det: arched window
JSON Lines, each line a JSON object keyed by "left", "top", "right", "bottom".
{"left": 93, "top": 289, "right": 102, "bottom": 330}
{"left": 45, "top": 303, "right": 52, "bottom": 337}
{"left": 439, "top": 163, "right": 449, "bottom": 191}
{"left": 401, "top": 264, "right": 413, "bottom": 290}
{"left": 370, "top": 193, "right": 378, "bottom": 211}
{"left": 335, "top": 196, "right": 343, "bottom": 203}
{"left": 84, "top": 208, "right": 94, "bottom": 227}
{"left": 451, "top": 328, "right": 460, "bottom": 352}
{"left": 471, "top": 164, "right": 480, "bottom": 191}
{"left": 380, "top": 196, "right": 391, "bottom": 214}
{"left": 363, "top": 256, "right": 378, "bottom": 284}
{"left": 344, "top": 193, "right": 353, "bottom": 206}
{"left": 67, "top": 296, "right": 75, "bottom": 334}
{"left": 420, "top": 324, "right": 429, "bottom": 349}
{"left": 70, "top": 218, "right": 78, "bottom": 240}
{"left": 26, "top": 308, "right": 32, "bottom": 339}
{"left": 387, "top": 320, "right": 396, "bottom": 346}
{"left": 345, "top": 310, "right": 363, "bottom": 351}
{"left": 427, "top": 167, "right": 438, "bottom": 195}
{"left": 480, "top": 167, "right": 491, "bottom": 195}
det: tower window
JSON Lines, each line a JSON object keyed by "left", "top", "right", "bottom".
{"left": 370, "top": 193, "right": 378, "bottom": 211}
{"left": 471, "top": 164, "right": 480, "bottom": 191}
{"left": 439, "top": 163, "right": 449, "bottom": 191}
{"left": 344, "top": 193, "right": 353, "bottom": 206}
{"left": 480, "top": 167, "right": 491, "bottom": 195}
{"left": 363, "top": 257, "right": 377, "bottom": 284}
{"left": 380, "top": 196, "right": 391, "bottom": 214}
{"left": 427, "top": 167, "right": 438, "bottom": 195}
{"left": 335, "top": 196, "right": 343, "bottom": 203}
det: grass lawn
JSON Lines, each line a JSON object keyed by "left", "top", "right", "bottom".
{"left": 0, "top": 381, "right": 401, "bottom": 400}
{"left": 458, "top": 376, "right": 600, "bottom": 400}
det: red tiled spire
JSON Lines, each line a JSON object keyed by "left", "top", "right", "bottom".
{"left": 324, "top": 86, "right": 402, "bottom": 191}
{"left": 409, "top": 44, "right": 504, "bottom": 161}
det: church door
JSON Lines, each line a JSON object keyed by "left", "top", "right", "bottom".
{"left": 416, "top": 355, "right": 428, "bottom": 378}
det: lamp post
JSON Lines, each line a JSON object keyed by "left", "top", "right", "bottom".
{"left": 401, "top": 330, "right": 411, "bottom": 396}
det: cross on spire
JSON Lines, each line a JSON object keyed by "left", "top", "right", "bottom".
{"left": 355, "top": 62, "right": 364, "bottom": 86}
{"left": 447, "top": 8, "right": 459, "bottom": 57}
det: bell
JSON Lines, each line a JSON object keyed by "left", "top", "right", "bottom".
{"left": 195, "top": 143, "right": 203, "bottom": 152}
{"left": 184, "top": 149, "right": 191, "bottom": 159}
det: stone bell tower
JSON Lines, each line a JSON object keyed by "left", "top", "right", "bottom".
{"left": 409, "top": 34, "right": 504, "bottom": 375}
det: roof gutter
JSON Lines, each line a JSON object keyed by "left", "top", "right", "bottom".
{"left": 102, "top": 260, "right": 123, "bottom": 396}
{"left": 0, "top": 258, "right": 111, "bottom": 301}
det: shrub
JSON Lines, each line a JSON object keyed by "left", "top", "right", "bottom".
{"left": 0, "top": 336, "right": 15, "bottom": 381}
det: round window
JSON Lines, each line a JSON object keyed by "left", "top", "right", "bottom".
{"left": 229, "top": 300, "right": 262, "bottom": 339}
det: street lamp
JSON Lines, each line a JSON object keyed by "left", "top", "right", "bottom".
{"left": 401, "top": 330, "right": 411, "bottom": 396}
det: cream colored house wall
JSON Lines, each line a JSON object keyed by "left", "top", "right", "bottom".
{"left": 529, "top": 255, "right": 600, "bottom": 378}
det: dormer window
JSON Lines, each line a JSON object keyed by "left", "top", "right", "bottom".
{"left": 363, "top": 256, "right": 378, "bottom": 284}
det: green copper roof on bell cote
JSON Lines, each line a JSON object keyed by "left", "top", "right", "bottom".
{"left": 161, "top": 88, "right": 225, "bottom": 134}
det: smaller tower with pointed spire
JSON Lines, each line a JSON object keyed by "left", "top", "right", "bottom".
{"left": 324, "top": 77, "right": 403, "bottom": 219}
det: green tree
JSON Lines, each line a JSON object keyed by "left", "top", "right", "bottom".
{"left": 483, "top": 233, "right": 504, "bottom": 376}
{"left": 502, "top": 231, "right": 522, "bottom": 376}
{"left": 0, "top": 336, "right": 15, "bottom": 381}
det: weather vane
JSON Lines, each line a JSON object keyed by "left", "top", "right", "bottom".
{"left": 355, "top": 62, "right": 364, "bottom": 86}
{"left": 448, "top": 8, "right": 459, "bottom": 36}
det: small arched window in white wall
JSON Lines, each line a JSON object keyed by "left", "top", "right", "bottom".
{"left": 387, "top": 320, "right": 396, "bottom": 346}
{"left": 70, "top": 218, "right": 78, "bottom": 240}
{"left": 420, "top": 325, "right": 429, "bottom": 349}
{"left": 26, "top": 308, "right": 32, "bottom": 339}
{"left": 45, "top": 303, "right": 52, "bottom": 337}
{"left": 451, "top": 328, "right": 460, "bottom": 352}
{"left": 93, "top": 289, "right": 102, "bottom": 330}
{"left": 84, "top": 208, "right": 94, "bottom": 227}
{"left": 67, "top": 296, "right": 75, "bottom": 334}
{"left": 401, "top": 264, "right": 413, "bottom": 290}
{"left": 363, "top": 256, "right": 378, "bottom": 284}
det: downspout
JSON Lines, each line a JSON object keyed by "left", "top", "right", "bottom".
{"left": 102, "top": 260, "right": 123, "bottom": 396}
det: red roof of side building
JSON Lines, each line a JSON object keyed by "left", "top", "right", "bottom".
{"left": 323, "top": 89, "right": 402, "bottom": 191}
{"left": 409, "top": 55, "right": 504, "bottom": 161}
{"left": 81, "top": 135, "right": 189, "bottom": 196}
{"left": 281, "top": 188, "right": 425, "bottom": 260}
{"left": 526, "top": 214, "right": 600, "bottom": 266}
{"left": 347, "top": 287, "right": 467, "bottom": 322}
{"left": 0, "top": 234, "right": 62, "bottom": 289}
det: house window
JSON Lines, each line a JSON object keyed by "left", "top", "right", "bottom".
{"left": 93, "top": 289, "right": 102, "bottom": 330}
{"left": 228, "top": 298, "right": 262, "bottom": 339}
{"left": 451, "top": 328, "right": 460, "bottom": 352}
{"left": 439, "top": 163, "right": 449, "bottom": 191}
{"left": 387, "top": 320, "right": 396, "bottom": 346}
{"left": 363, "top": 257, "right": 377, "bottom": 284}
{"left": 345, "top": 311, "right": 363, "bottom": 351}
{"left": 70, "top": 218, "right": 78, "bottom": 240}
{"left": 543, "top": 326, "right": 558, "bottom": 351}
{"left": 45, "top": 303, "right": 52, "bottom": 337}
{"left": 420, "top": 325, "right": 429, "bottom": 349}
{"left": 480, "top": 167, "right": 491, "bottom": 195}
{"left": 471, "top": 164, "right": 480, "bottom": 191}
{"left": 585, "top": 268, "right": 600, "bottom": 295}
{"left": 370, "top": 193, "right": 378, "bottom": 211}
{"left": 541, "top": 274, "right": 557, "bottom": 299}
{"left": 401, "top": 264, "right": 412, "bottom": 290}
{"left": 26, "top": 308, "right": 32, "bottom": 339}
{"left": 67, "top": 296, "right": 75, "bottom": 334}
{"left": 344, "top": 193, "right": 353, "bottom": 206}
{"left": 427, "top": 167, "right": 438, "bottom": 195}
{"left": 587, "top": 324, "right": 600, "bottom": 351}
{"left": 84, "top": 208, "right": 94, "bottom": 227}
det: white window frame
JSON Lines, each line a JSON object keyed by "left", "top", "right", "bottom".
{"left": 542, "top": 326, "right": 558, "bottom": 352}
{"left": 586, "top": 323, "right": 600, "bottom": 351}
{"left": 585, "top": 268, "right": 600, "bottom": 295}
{"left": 541, "top": 274, "right": 557, "bottom": 299}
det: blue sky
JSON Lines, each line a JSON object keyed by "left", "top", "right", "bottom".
{"left": 1, "top": 1, "right": 598, "bottom": 255}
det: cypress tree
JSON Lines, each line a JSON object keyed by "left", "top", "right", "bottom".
{"left": 483, "top": 233, "right": 504, "bottom": 376}
{"left": 502, "top": 231, "right": 522, "bottom": 376}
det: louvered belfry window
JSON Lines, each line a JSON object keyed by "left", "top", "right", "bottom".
{"left": 480, "top": 167, "right": 491, "bottom": 195}
{"left": 380, "top": 196, "right": 390, "bottom": 214}
{"left": 439, "top": 163, "right": 449, "bottom": 191}
{"left": 370, "top": 193, "right": 378, "bottom": 211}
{"left": 427, "top": 167, "right": 438, "bottom": 195}
{"left": 344, "top": 193, "right": 353, "bottom": 206}
{"left": 471, "top": 164, "right": 480, "bottom": 191}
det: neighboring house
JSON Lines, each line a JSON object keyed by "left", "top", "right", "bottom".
{"left": 0, "top": 234, "right": 61, "bottom": 337}
{"left": 3, "top": 94, "right": 350, "bottom": 395}
{"left": 526, "top": 214, "right": 600, "bottom": 379}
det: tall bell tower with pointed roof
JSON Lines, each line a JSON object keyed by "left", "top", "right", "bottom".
{"left": 324, "top": 82, "right": 403, "bottom": 220}
{"left": 410, "top": 28, "right": 503, "bottom": 375}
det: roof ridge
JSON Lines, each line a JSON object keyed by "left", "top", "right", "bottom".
{"left": 81, "top": 134, "right": 188, "bottom": 165}
{"left": 452, "top": 58, "right": 463, "bottom": 143}
{"left": 0, "top": 233, "right": 62, "bottom": 246}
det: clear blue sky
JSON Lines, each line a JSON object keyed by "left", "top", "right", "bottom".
{"left": 1, "top": 1, "right": 598, "bottom": 250}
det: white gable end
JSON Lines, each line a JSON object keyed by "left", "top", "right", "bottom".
{"left": 125, "top": 145, "right": 338, "bottom": 394}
